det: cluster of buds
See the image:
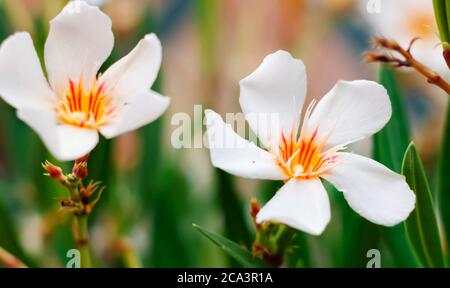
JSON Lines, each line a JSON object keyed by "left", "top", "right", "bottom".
{"left": 365, "top": 37, "right": 417, "bottom": 68}
{"left": 42, "top": 155, "right": 104, "bottom": 216}
{"left": 365, "top": 36, "right": 450, "bottom": 94}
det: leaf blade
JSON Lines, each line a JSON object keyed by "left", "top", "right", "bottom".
{"left": 433, "top": 0, "right": 450, "bottom": 43}
{"left": 402, "top": 143, "right": 446, "bottom": 268}
{"left": 439, "top": 105, "right": 450, "bottom": 265}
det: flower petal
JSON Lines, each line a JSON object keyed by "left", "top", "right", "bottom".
{"left": 45, "top": 1, "right": 114, "bottom": 95}
{"left": 256, "top": 178, "right": 331, "bottom": 235}
{"left": 205, "top": 109, "right": 286, "bottom": 180}
{"left": 17, "top": 108, "right": 99, "bottom": 161}
{"left": 307, "top": 80, "right": 391, "bottom": 150}
{"left": 239, "top": 50, "right": 307, "bottom": 149}
{"left": 322, "top": 152, "right": 415, "bottom": 226}
{"left": 100, "top": 90, "right": 169, "bottom": 139}
{"left": 0, "top": 32, "right": 55, "bottom": 110}
{"left": 100, "top": 34, "right": 162, "bottom": 102}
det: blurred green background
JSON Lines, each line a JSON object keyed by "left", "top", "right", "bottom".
{"left": 0, "top": 0, "right": 448, "bottom": 268}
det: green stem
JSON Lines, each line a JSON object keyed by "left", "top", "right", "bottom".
{"left": 122, "top": 245, "right": 141, "bottom": 268}
{"left": 254, "top": 224, "right": 295, "bottom": 267}
{"left": 76, "top": 215, "right": 91, "bottom": 268}
{"left": 67, "top": 181, "right": 91, "bottom": 268}
{"left": 273, "top": 226, "right": 296, "bottom": 253}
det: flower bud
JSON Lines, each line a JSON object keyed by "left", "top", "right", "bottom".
{"left": 250, "top": 198, "right": 261, "bottom": 228}
{"left": 42, "top": 161, "right": 66, "bottom": 184}
{"left": 73, "top": 161, "right": 88, "bottom": 179}
{"left": 443, "top": 43, "right": 450, "bottom": 70}
{"left": 75, "top": 154, "right": 90, "bottom": 164}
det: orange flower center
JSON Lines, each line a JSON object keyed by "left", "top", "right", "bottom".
{"left": 56, "top": 79, "right": 113, "bottom": 129}
{"left": 277, "top": 129, "right": 332, "bottom": 179}
{"left": 275, "top": 100, "right": 340, "bottom": 180}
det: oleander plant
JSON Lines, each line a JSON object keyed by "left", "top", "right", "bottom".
{"left": 0, "top": 0, "right": 448, "bottom": 268}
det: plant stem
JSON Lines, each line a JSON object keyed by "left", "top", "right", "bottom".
{"left": 366, "top": 37, "right": 450, "bottom": 94}
{"left": 118, "top": 240, "right": 142, "bottom": 268}
{"left": 122, "top": 247, "right": 142, "bottom": 268}
{"left": 253, "top": 224, "right": 295, "bottom": 267}
{"left": 123, "top": 250, "right": 141, "bottom": 268}
{"left": 0, "top": 246, "right": 27, "bottom": 268}
{"left": 76, "top": 215, "right": 91, "bottom": 268}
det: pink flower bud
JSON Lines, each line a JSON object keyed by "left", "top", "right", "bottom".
{"left": 42, "top": 161, "right": 66, "bottom": 184}
{"left": 73, "top": 161, "right": 88, "bottom": 179}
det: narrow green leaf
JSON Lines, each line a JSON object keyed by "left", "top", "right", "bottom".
{"left": 447, "top": 0, "right": 450, "bottom": 42}
{"left": 193, "top": 224, "right": 268, "bottom": 268}
{"left": 402, "top": 143, "right": 445, "bottom": 268}
{"left": 373, "top": 66, "right": 418, "bottom": 267}
{"left": 433, "top": 0, "right": 450, "bottom": 43}
{"left": 439, "top": 105, "right": 450, "bottom": 265}
{"left": 435, "top": 0, "right": 450, "bottom": 261}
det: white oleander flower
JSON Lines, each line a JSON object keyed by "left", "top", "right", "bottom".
{"left": 361, "top": 0, "right": 447, "bottom": 74}
{"left": 0, "top": 1, "right": 169, "bottom": 161}
{"left": 205, "top": 51, "right": 415, "bottom": 235}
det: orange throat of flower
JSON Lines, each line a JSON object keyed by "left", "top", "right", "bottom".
{"left": 276, "top": 129, "right": 337, "bottom": 180}
{"left": 56, "top": 79, "right": 113, "bottom": 129}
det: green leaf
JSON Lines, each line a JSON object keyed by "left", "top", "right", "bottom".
{"left": 439, "top": 105, "right": 450, "bottom": 265}
{"left": 193, "top": 224, "right": 268, "bottom": 268}
{"left": 373, "top": 66, "right": 418, "bottom": 267}
{"left": 402, "top": 143, "right": 446, "bottom": 268}
{"left": 433, "top": 0, "right": 450, "bottom": 43}
{"left": 447, "top": 1, "right": 450, "bottom": 43}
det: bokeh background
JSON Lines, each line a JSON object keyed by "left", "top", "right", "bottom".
{"left": 0, "top": 0, "right": 448, "bottom": 267}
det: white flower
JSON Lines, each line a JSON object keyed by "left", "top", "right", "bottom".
{"left": 361, "top": 0, "right": 447, "bottom": 74}
{"left": 0, "top": 1, "right": 169, "bottom": 161}
{"left": 205, "top": 51, "right": 415, "bottom": 235}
